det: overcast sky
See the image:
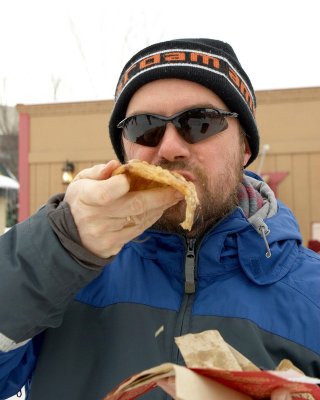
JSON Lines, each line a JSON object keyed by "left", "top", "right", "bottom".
{"left": 1, "top": 0, "right": 320, "bottom": 106}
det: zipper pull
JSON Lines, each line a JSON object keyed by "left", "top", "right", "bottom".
{"left": 250, "top": 217, "right": 272, "bottom": 258}
{"left": 259, "top": 224, "right": 272, "bottom": 258}
{"left": 185, "top": 238, "right": 196, "bottom": 294}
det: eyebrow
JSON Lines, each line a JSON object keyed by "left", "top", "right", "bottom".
{"left": 126, "top": 103, "right": 225, "bottom": 118}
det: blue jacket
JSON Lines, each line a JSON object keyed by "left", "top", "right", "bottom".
{"left": 0, "top": 201, "right": 320, "bottom": 400}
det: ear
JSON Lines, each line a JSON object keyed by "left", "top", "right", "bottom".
{"left": 242, "top": 137, "right": 252, "bottom": 167}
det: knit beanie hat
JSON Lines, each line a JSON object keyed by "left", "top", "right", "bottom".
{"left": 109, "top": 38, "right": 259, "bottom": 166}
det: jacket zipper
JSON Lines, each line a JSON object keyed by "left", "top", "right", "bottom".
{"left": 184, "top": 238, "right": 196, "bottom": 294}
{"left": 172, "top": 237, "right": 197, "bottom": 365}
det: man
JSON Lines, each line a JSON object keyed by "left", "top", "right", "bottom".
{"left": 0, "top": 38, "right": 319, "bottom": 400}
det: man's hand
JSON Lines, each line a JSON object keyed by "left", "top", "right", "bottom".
{"left": 64, "top": 160, "right": 183, "bottom": 259}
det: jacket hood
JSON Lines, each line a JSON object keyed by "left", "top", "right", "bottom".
{"left": 232, "top": 203, "right": 302, "bottom": 285}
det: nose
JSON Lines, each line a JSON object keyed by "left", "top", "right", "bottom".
{"left": 157, "top": 123, "right": 191, "bottom": 161}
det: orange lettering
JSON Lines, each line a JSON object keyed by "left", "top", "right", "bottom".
{"left": 139, "top": 54, "right": 161, "bottom": 69}
{"left": 228, "top": 68, "right": 240, "bottom": 87}
{"left": 164, "top": 52, "right": 186, "bottom": 61}
{"left": 240, "top": 81, "right": 253, "bottom": 110}
{"left": 190, "top": 52, "right": 220, "bottom": 69}
{"left": 122, "top": 63, "right": 138, "bottom": 86}
{"left": 116, "top": 82, "right": 123, "bottom": 98}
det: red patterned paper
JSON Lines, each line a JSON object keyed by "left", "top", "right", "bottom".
{"left": 104, "top": 380, "right": 156, "bottom": 400}
{"left": 104, "top": 367, "right": 320, "bottom": 400}
{"left": 191, "top": 368, "right": 320, "bottom": 399}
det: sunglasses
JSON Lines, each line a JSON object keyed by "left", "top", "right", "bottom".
{"left": 117, "top": 107, "right": 238, "bottom": 147}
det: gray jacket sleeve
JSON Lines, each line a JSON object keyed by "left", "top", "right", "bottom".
{"left": 0, "top": 203, "right": 102, "bottom": 346}
{"left": 46, "top": 193, "right": 111, "bottom": 269}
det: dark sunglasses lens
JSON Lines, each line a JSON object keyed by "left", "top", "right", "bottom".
{"left": 122, "top": 115, "right": 165, "bottom": 147}
{"left": 178, "top": 109, "right": 228, "bottom": 143}
{"left": 121, "top": 109, "right": 231, "bottom": 147}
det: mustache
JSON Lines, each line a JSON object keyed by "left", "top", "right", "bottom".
{"left": 156, "top": 160, "right": 199, "bottom": 174}
{"left": 156, "top": 160, "right": 190, "bottom": 170}
{"left": 156, "top": 160, "right": 207, "bottom": 183}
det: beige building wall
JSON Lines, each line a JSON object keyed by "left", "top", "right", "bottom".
{"left": 17, "top": 87, "right": 320, "bottom": 244}
{"left": 250, "top": 87, "right": 320, "bottom": 243}
{"left": 18, "top": 101, "right": 116, "bottom": 213}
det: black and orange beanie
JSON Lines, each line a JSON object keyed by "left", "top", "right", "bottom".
{"left": 109, "top": 38, "right": 259, "bottom": 166}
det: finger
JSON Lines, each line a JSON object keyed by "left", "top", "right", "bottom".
{"left": 95, "top": 199, "right": 168, "bottom": 234}
{"left": 73, "top": 160, "right": 120, "bottom": 181}
{"left": 103, "top": 207, "right": 168, "bottom": 251}
{"left": 106, "top": 187, "right": 184, "bottom": 218}
{"left": 73, "top": 165, "right": 107, "bottom": 181}
{"left": 100, "top": 215, "right": 137, "bottom": 232}
{"left": 75, "top": 201, "right": 175, "bottom": 258}
{"left": 79, "top": 174, "right": 131, "bottom": 206}
{"left": 94, "top": 223, "right": 153, "bottom": 258}
{"left": 96, "top": 160, "right": 121, "bottom": 180}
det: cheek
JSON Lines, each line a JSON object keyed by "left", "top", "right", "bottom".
{"left": 196, "top": 137, "right": 241, "bottom": 176}
{"left": 196, "top": 142, "right": 226, "bottom": 170}
{"left": 123, "top": 138, "right": 156, "bottom": 162}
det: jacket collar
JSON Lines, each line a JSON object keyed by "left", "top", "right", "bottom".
{"left": 126, "top": 201, "right": 302, "bottom": 286}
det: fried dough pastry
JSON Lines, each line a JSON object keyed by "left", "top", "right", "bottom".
{"left": 112, "top": 160, "right": 199, "bottom": 231}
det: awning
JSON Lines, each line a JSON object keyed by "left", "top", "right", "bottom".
{"left": 0, "top": 175, "right": 19, "bottom": 190}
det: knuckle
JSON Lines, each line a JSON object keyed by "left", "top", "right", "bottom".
{"left": 93, "top": 164, "right": 107, "bottom": 175}
{"left": 130, "top": 196, "right": 146, "bottom": 214}
{"left": 75, "top": 167, "right": 90, "bottom": 180}
{"left": 97, "top": 190, "right": 112, "bottom": 205}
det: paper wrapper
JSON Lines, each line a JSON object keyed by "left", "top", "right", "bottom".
{"left": 103, "top": 330, "right": 320, "bottom": 400}
{"left": 174, "top": 330, "right": 260, "bottom": 372}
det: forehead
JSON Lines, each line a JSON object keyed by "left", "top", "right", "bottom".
{"left": 125, "top": 78, "right": 229, "bottom": 116}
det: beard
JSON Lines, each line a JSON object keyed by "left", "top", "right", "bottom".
{"left": 152, "top": 154, "right": 244, "bottom": 237}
